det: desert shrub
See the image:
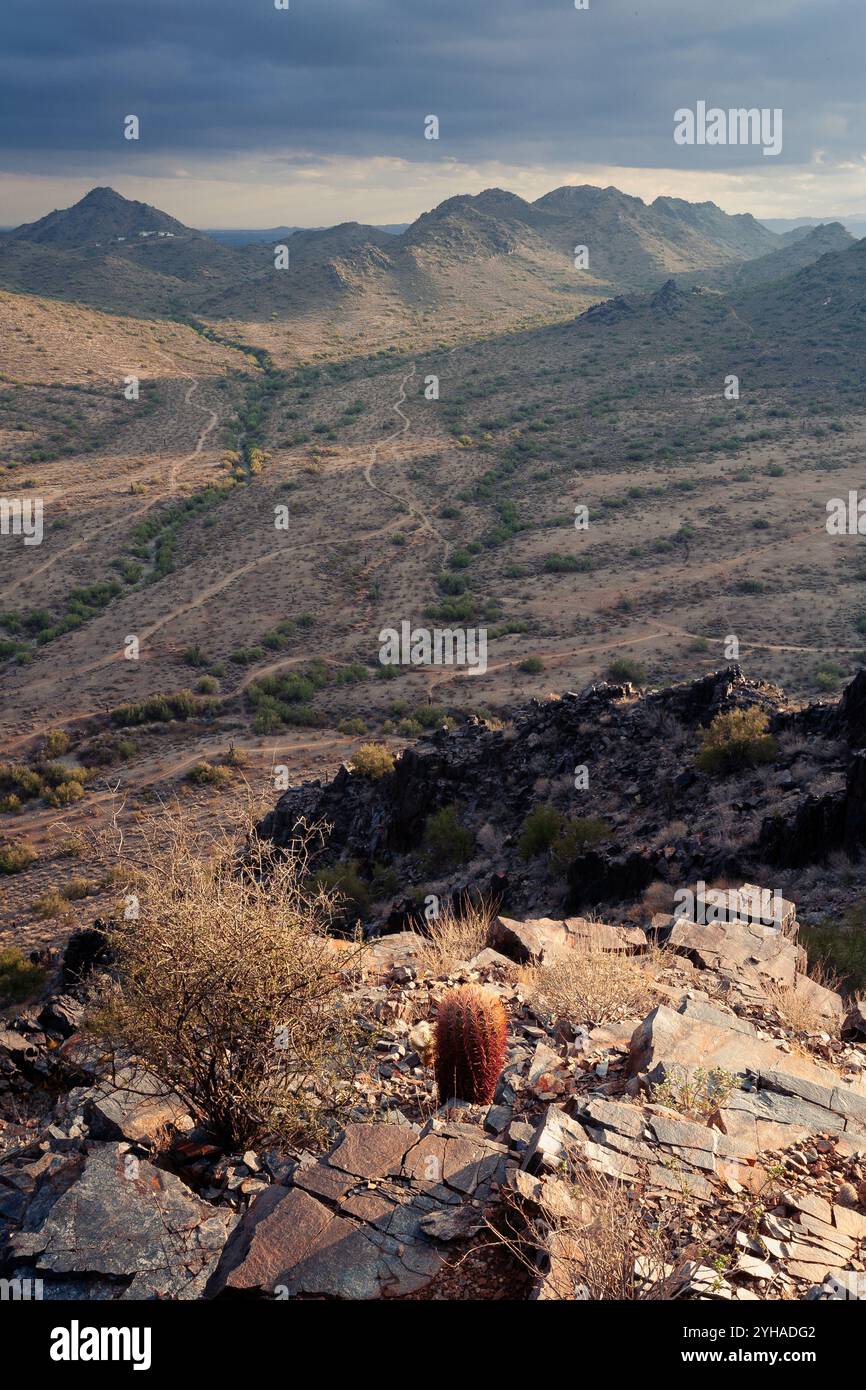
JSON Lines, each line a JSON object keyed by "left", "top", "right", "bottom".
{"left": 607, "top": 656, "right": 646, "bottom": 684}
{"left": 61, "top": 875, "right": 95, "bottom": 900}
{"left": 522, "top": 941, "right": 656, "bottom": 1027}
{"left": 397, "top": 717, "right": 423, "bottom": 737}
{"left": 812, "top": 662, "right": 843, "bottom": 692}
{"left": 0, "top": 839, "right": 37, "bottom": 873}
{"left": 519, "top": 807, "right": 608, "bottom": 869}
{"left": 524, "top": 1151, "right": 683, "bottom": 1300}
{"left": 519, "top": 657, "right": 544, "bottom": 674}
{"left": 111, "top": 689, "right": 215, "bottom": 727}
{"left": 435, "top": 985, "right": 508, "bottom": 1103}
{"left": 312, "top": 860, "right": 371, "bottom": 924}
{"left": 543, "top": 553, "right": 591, "bottom": 574}
{"left": 43, "top": 729, "right": 70, "bottom": 757}
{"left": 44, "top": 779, "right": 84, "bottom": 807}
{"left": 195, "top": 674, "right": 220, "bottom": 695}
{"left": 519, "top": 804, "right": 564, "bottom": 858}
{"left": 88, "top": 821, "right": 370, "bottom": 1150}
{"left": 651, "top": 1066, "right": 740, "bottom": 1121}
{"left": 696, "top": 707, "right": 778, "bottom": 774}
{"left": 763, "top": 969, "right": 842, "bottom": 1037}
{"left": 0, "top": 763, "right": 43, "bottom": 799}
{"left": 348, "top": 743, "right": 394, "bottom": 779}
{"left": 186, "top": 761, "right": 231, "bottom": 786}
{"left": 549, "top": 816, "right": 611, "bottom": 874}
{"left": 423, "top": 805, "right": 475, "bottom": 870}
{"left": 32, "top": 890, "right": 74, "bottom": 922}
{"left": 800, "top": 909, "right": 866, "bottom": 992}
{"left": 0, "top": 947, "right": 46, "bottom": 1005}
{"left": 337, "top": 717, "right": 367, "bottom": 736}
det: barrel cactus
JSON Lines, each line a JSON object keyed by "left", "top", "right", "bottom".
{"left": 434, "top": 985, "right": 508, "bottom": 1104}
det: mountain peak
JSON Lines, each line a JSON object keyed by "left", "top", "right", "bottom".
{"left": 9, "top": 187, "right": 193, "bottom": 248}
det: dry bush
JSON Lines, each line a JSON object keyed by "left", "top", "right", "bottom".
{"left": 411, "top": 900, "right": 495, "bottom": 976}
{"left": 639, "top": 879, "right": 677, "bottom": 918}
{"left": 513, "top": 1152, "right": 681, "bottom": 1300}
{"left": 348, "top": 742, "right": 395, "bottom": 779}
{"left": 87, "top": 810, "right": 370, "bottom": 1151}
{"left": 521, "top": 940, "right": 657, "bottom": 1027}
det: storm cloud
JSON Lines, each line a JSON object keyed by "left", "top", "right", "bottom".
{"left": 1, "top": 0, "right": 864, "bottom": 223}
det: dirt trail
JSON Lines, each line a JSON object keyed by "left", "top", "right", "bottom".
{"left": 0, "top": 368, "right": 220, "bottom": 604}
{"left": 363, "top": 363, "right": 449, "bottom": 560}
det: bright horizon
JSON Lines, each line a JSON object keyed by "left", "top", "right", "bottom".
{"left": 3, "top": 164, "right": 866, "bottom": 234}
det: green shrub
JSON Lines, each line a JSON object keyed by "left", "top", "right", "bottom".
{"left": 696, "top": 707, "right": 778, "bottom": 774}
{"left": 519, "top": 805, "right": 564, "bottom": 858}
{"left": 0, "top": 947, "right": 47, "bottom": 1004}
{"left": 550, "top": 816, "right": 610, "bottom": 874}
{"left": 45, "top": 780, "right": 84, "bottom": 807}
{"left": 43, "top": 729, "right": 70, "bottom": 757}
{"left": 348, "top": 743, "right": 394, "bottom": 779}
{"left": 423, "top": 805, "right": 475, "bottom": 870}
{"left": 607, "top": 656, "right": 646, "bottom": 684}
{"left": 312, "top": 861, "right": 371, "bottom": 922}
{"left": 187, "top": 762, "right": 232, "bottom": 786}
{"left": 801, "top": 909, "right": 866, "bottom": 992}
{"left": 519, "top": 657, "right": 544, "bottom": 674}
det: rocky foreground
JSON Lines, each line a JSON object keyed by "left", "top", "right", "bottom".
{"left": 2, "top": 889, "right": 866, "bottom": 1301}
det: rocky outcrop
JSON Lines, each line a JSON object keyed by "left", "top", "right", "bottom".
{"left": 257, "top": 666, "right": 866, "bottom": 927}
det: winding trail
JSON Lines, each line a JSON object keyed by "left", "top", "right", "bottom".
{"left": 362, "top": 362, "right": 449, "bottom": 561}
{"left": 0, "top": 370, "right": 221, "bottom": 604}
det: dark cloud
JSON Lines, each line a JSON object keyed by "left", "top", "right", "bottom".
{"left": 0, "top": 0, "right": 863, "bottom": 176}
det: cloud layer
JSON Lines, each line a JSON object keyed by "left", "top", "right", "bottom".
{"left": 2, "top": 0, "right": 864, "bottom": 223}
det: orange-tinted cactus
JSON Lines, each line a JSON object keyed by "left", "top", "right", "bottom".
{"left": 434, "top": 985, "right": 508, "bottom": 1105}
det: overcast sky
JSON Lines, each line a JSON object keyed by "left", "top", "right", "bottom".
{"left": 1, "top": 0, "right": 864, "bottom": 227}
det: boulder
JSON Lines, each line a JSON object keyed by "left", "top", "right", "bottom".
{"left": 7, "top": 1143, "right": 235, "bottom": 1299}
{"left": 490, "top": 916, "right": 571, "bottom": 964}
{"left": 82, "top": 1067, "right": 192, "bottom": 1145}
{"left": 666, "top": 913, "right": 804, "bottom": 988}
{"left": 629, "top": 1004, "right": 841, "bottom": 1089}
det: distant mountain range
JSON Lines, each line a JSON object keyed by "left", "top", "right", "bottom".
{"left": 205, "top": 224, "right": 409, "bottom": 245}
{"left": 761, "top": 214, "right": 866, "bottom": 240}
{"left": 0, "top": 184, "right": 859, "bottom": 350}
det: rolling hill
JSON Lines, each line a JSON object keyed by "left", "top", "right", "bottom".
{"left": 0, "top": 184, "right": 809, "bottom": 360}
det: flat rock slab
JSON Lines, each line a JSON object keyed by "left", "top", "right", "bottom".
{"left": 8, "top": 1143, "right": 235, "bottom": 1299}
{"left": 207, "top": 1120, "right": 508, "bottom": 1299}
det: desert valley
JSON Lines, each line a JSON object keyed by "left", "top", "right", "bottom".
{"left": 3, "top": 152, "right": 866, "bottom": 1317}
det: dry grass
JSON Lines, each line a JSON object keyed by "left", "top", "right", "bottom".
{"left": 763, "top": 962, "right": 843, "bottom": 1037}
{"left": 411, "top": 900, "right": 495, "bottom": 977}
{"left": 521, "top": 939, "right": 658, "bottom": 1027}
{"left": 504, "top": 1150, "right": 682, "bottom": 1300}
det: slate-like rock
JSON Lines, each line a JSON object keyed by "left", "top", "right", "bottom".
{"left": 8, "top": 1143, "right": 235, "bottom": 1299}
